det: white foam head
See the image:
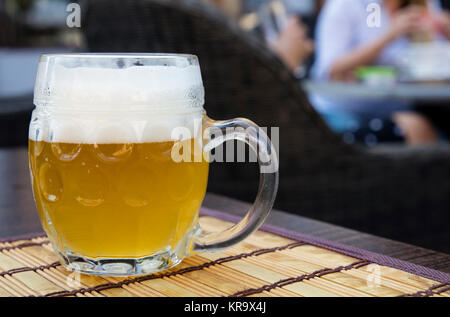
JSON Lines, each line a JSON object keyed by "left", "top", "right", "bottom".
{"left": 31, "top": 54, "right": 205, "bottom": 143}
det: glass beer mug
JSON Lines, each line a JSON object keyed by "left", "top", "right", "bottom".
{"left": 29, "top": 54, "right": 278, "bottom": 276}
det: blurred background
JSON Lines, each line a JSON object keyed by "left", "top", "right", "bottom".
{"left": 1, "top": 0, "right": 449, "bottom": 252}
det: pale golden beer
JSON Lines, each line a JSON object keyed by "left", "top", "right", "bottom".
{"left": 30, "top": 54, "right": 278, "bottom": 276}
{"left": 29, "top": 139, "right": 209, "bottom": 258}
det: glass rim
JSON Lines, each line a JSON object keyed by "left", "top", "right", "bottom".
{"left": 39, "top": 52, "right": 199, "bottom": 63}
{"left": 34, "top": 104, "right": 206, "bottom": 114}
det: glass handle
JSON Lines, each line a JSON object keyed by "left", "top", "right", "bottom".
{"left": 192, "top": 116, "right": 279, "bottom": 253}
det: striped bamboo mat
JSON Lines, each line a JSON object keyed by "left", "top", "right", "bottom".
{"left": 0, "top": 214, "right": 449, "bottom": 297}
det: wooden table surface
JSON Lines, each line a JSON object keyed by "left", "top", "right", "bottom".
{"left": 2, "top": 147, "right": 450, "bottom": 273}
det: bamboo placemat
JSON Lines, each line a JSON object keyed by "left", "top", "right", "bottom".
{"left": 0, "top": 208, "right": 448, "bottom": 297}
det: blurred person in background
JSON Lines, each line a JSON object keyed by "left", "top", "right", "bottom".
{"left": 254, "top": 0, "right": 316, "bottom": 74}
{"left": 311, "top": 0, "right": 450, "bottom": 146}
{"left": 203, "top": 0, "right": 243, "bottom": 18}
{"left": 206, "top": 0, "right": 315, "bottom": 73}
{"left": 269, "top": 16, "right": 315, "bottom": 73}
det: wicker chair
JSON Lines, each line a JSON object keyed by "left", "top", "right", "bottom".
{"left": 0, "top": 94, "right": 33, "bottom": 147}
{"left": 83, "top": 0, "right": 450, "bottom": 252}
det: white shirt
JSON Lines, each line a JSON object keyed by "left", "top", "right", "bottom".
{"left": 310, "top": 0, "right": 443, "bottom": 115}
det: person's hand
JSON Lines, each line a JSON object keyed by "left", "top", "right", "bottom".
{"left": 271, "top": 17, "right": 314, "bottom": 71}
{"left": 387, "top": 6, "right": 425, "bottom": 40}
{"left": 392, "top": 112, "right": 438, "bottom": 145}
{"left": 435, "top": 11, "right": 450, "bottom": 40}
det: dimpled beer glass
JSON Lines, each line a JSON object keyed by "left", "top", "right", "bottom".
{"left": 29, "top": 54, "right": 278, "bottom": 276}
